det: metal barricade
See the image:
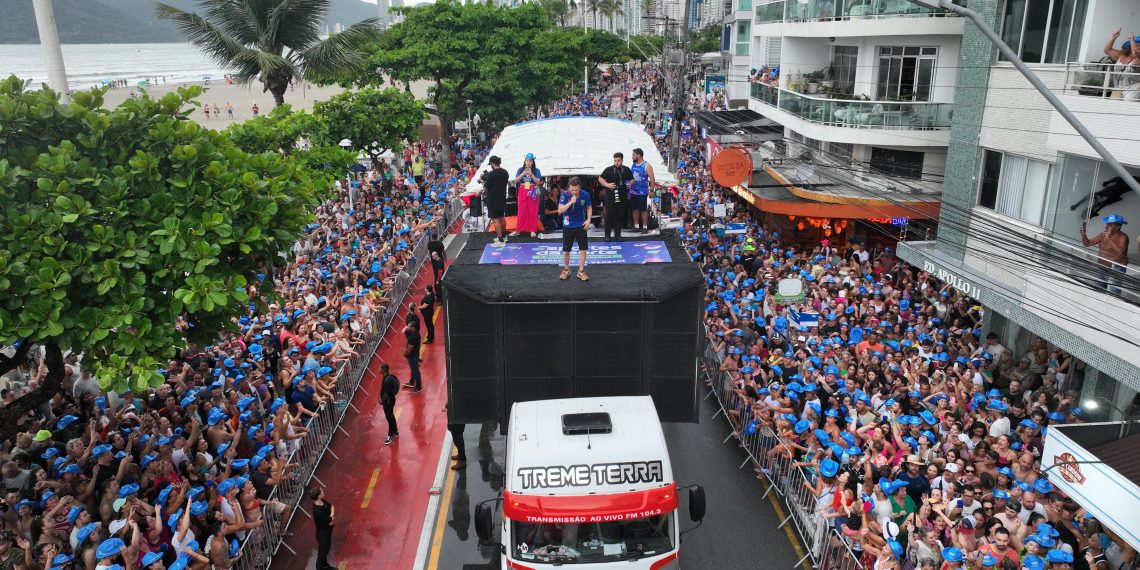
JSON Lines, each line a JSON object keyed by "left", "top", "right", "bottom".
{"left": 698, "top": 331, "right": 864, "bottom": 569}
{"left": 230, "top": 192, "right": 468, "bottom": 568}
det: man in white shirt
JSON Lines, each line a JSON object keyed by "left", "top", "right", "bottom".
{"left": 987, "top": 401, "right": 1011, "bottom": 438}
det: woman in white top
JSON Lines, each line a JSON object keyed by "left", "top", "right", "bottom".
{"left": 1105, "top": 29, "right": 1140, "bottom": 101}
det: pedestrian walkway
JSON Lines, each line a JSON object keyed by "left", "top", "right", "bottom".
{"left": 269, "top": 259, "right": 451, "bottom": 570}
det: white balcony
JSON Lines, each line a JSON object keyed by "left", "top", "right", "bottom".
{"left": 753, "top": 0, "right": 964, "bottom": 36}
{"left": 749, "top": 82, "right": 952, "bottom": 146}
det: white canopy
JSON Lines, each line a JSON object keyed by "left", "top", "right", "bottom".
{"left": 463, "top": 116, "right": 677, "bottom": 195}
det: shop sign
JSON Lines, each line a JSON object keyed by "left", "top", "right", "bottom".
{"left": 867, "top": 217, "right": 910, "bottom": 227}
{"left": 921, "top": 260, "right": 981, "bottom": 299}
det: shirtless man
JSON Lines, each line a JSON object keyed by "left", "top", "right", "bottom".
{"left": 1080, "top": 214, "right": 1129, "bottom": 293}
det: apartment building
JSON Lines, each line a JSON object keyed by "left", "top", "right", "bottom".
{"left": 898, "top": 0, "right": 1140, "bottom": 411}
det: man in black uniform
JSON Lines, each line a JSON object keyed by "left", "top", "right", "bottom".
{"left": 418, "top": 285, "right": 437, "bottom": 344}
{"left": 480, "top": 155, "right": 510, "bottom": 245}
{"left": 598, "top": 152, "right": 634, "bottom": 240}
{"left": 311, "top": 487, "right": 335, "bottom": 570}
{"left": 402, "top": 313, "right": 422, "bottom": 393}
{"left": 379, "top": 363, "right": 400, "bottom": 444}
{"left": 427, "top": 236, "right": 446, "bottom": 286}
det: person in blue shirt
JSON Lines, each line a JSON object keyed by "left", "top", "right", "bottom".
{"left": 557, "top": 177, "right": 592, "bottom": 281}
{"left": 629, "top": 147, "right": 656, "bottom": 232}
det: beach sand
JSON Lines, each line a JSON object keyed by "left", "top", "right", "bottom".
{"left": 99, "top": 78, "right": 433, "bottom": 128}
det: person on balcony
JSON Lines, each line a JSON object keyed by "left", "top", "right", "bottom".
{"left": 1079, "top": 214, "right": 1130, "bottom": 293}
{"left": 1104, "top": 29, "right": 1139, "bottom": 101}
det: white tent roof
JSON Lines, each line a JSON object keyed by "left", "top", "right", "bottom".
{"left": 463, "top": 116, "right": 677, "bottom": 194}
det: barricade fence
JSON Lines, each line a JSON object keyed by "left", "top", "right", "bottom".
{"left": 700, "top": 334, "right": 863, "bottom": 569}
{"left": 229, "top": 196, "right": 467, "bottom": 570}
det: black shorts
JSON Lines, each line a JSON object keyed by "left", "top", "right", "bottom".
{"left": 629, "top": 194, "right": 648, "bottom": 212}
{"left": 562, "top": 227, "right": 588, "bottom": 252}
{"left": 487, "top": 206, "right": 505, "bottom": 219}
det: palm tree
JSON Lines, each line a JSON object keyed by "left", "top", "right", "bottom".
{"left": 155, "top": 0, "right": 379, "bottom": 106}
{"left": 585, "top": 0, "right": 602, "bottom": 29}
{"left": 538, "top": 0, "right": 570, "bottom": 26}
{"left": 599, "top": 0, "right": 624, "bottom": 33}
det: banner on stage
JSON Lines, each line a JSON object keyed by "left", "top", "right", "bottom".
{"left": 479, "top": 241, "right": 672, "bottom": 265}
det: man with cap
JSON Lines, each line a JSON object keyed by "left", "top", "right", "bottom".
{"left": 479, "top": 155, "right": 510, "bottom": 246}
{"left": 1080, "top": 214, "right": 1130, "bottom": 292}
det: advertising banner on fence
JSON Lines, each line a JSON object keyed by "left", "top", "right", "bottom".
{"left": 479, "top": 241, "right": 673, "bottom": 265}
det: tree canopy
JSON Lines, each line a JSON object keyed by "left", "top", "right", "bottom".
{"left": 312, "top": 87, "right": 426, "bottom": 165}
{"left": 690, "top": 24, "right": 722, "bottom": 53}
{"left": 0, "top": 76, "right": 322, "bottom": 439}
{"left": 156, "top": 0, "right": 379, "bottom": 105}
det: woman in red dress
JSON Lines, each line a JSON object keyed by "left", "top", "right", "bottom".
{"left": 511, "top": 153, "right": 543, "bottom": 237}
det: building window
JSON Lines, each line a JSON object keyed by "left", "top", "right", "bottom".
{"left": 738, "top": 0, "right": 752, "bottom": 11}
{"left": 977, "top": 149, "right": 1052, "bottom": 226}
{"left": 998, "top": 0, "right": 1087, "bottom": 64}
{"left": 735, "top": 21, "right": 751, "bottom": 56}
{"left": 832, "top": 46, "right": 858, "bottom": 96}
{"left": 870, "top": 147, "right": 924, "bottom": 179}
{"left": 876, "top": 46, "right": 937, "bottom": 101}
{"left": 828, "top": 142, "right": 854, "bottom": 162}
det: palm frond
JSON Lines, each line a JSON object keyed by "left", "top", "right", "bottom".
{"left": 299, "top": 18, "right": 381, "bottom": 81}
{"left": 154, "top": 3, "right": 249, "bottom": 67}
{"left": 269, "top": 0, "right": 332, "bottom": 53}
{"left": 230, "top": 49, "right": 296, "bottom": 83}
{"left": 196, "top": 0, "right": 261, "bottom": 46}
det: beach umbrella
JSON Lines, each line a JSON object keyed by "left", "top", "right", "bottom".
{"left": 202, "top": 75, "right": 212, "bottom": 80}
{"left": 100, "top": 79, "right": 112, "bottom": 85}
{"left": 137, "top": 80, "right": 149, "bottom": 86}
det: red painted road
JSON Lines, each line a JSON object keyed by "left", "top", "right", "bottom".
{"left": 270, "top": 259, "right": 451, "bottom": 570}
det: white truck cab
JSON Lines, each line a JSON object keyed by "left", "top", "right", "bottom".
{"left": 475, "top": 396, "right": 705, "bottom": 569}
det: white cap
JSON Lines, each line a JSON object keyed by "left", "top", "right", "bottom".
{"left": 882, "top": 521, "right": 900, "bottom": 540}
{"left": 109, "top": 519, "right": 127, "bottom": 534}
{"left": 944, "top": 462, "right": 959, "bottom": 473}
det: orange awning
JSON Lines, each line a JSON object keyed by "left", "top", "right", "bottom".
{"left": 729, "top": 166, "right": 940, "bottom": 220}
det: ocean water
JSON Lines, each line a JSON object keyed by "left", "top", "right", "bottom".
{"left": 1, "top": 43, "right": 231, "bottom": 90}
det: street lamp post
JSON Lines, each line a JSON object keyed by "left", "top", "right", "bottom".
{"left": 1083, "top": 396, "right": 1136, "bottom": 438}
{"left": 339, "top": 138, "right": 355, "bottom": 210}
{"left": 905, "top": 0, "right": 1140, "bottom": 199}
{"left": 465, "top": 99, "right": 474, "bottom": 146}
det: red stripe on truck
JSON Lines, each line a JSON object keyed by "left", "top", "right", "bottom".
{"left": 502, "top": 484, "right": 679, "bottom": 523}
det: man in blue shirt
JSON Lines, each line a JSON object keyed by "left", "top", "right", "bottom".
{"left": 629, "top": 147, "right": 655, "bottom": 232}
{"left": 557, "top": 177, "right": 592, "bottom": 281}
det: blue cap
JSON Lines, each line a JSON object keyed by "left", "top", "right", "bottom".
{"left": 141, "top": 551, "right": 163, "bottom": 566}
{"left": 1102, "top": 214, "right": 1127, "bottom": 225}
{"left": 76, "top": 522, "right": 99, "bottom": 545}
{"left": 56, "top": 414, "right": 79, "bottom": 430}
{"left": 941, "top": 547, "right": 965, "bottom": 563}
{"left": 819, "top": 458, "right": 839, "bottom": 478}
{"left": 1022, "top": 555, "right": 1046, "bottom": 570}
{"left": 190, "top": 500, "right": 209, "bottom": 516}
{"left": 980, "top": 554, "right": 998, "bottom": 566}
{"left": 794, "top": 419, "right": 811, "bottom": 434}
{"left": 119, "top": 483, "right": 140, "bottom": 498}
{"left": 96, "top": 537, "right": 126, "bottom": 559}
{"left": 67, "top": 505, "right": 85, "bottom": 524}
{"left": 1045, "top": 549, "right": 1074, "bottom": 563}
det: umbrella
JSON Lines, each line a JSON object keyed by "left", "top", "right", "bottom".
{"left": 137, "top": 80, "right": 149, "bottom": 86}
{"left": 202, "top": 75, "right": 212, "bottom": 80}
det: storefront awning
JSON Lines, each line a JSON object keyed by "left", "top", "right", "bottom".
{"left": 730, "top": 171, "right": 940, "bottom": 220}
{"left": 1041, "top": 422, "right": 1140, "bottom": 551}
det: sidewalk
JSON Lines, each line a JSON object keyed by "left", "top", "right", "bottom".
{"left": 269, "top": 261, "right": 451, "bottom": 570}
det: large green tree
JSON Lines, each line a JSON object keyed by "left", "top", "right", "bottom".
{"left": 224, "top": 104, "right": 357, "bottom": 180}
{"left": 312, "top": 88, "right": 426, "bottom": 166}
{"left": 690, "top": 24, "right": 722, "bottom": 53}
{"left": 0, "top": 77, "right": 321, "bottom": 440}
{"left": 155, "top": 0, "right": 379, "bottom": 106}
{"left": 358, "top": 1, "right": 578, "bottom": 166}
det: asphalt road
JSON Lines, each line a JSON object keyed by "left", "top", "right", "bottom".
{"left": 428, "top": 390, "right": 801, "bottom": 569}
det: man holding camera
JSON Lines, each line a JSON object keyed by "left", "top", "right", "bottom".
{"left": 598, "top": 152, "right": 634, "bottom": 240}
{"left": 480, "top": 156, "right": 510, "bottom": 246}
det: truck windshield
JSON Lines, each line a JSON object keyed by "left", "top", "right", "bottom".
{"left": 510, "top": 513, "right": 675, "bottom": 564}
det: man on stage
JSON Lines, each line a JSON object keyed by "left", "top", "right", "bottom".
{"left": 629, "top": 148, "right": 655, "bottom": 232}
{"left": 480, "top": 155, "right": 510, "bottom": 246}
{"left": 557, "top": 177, "right": 592, "bottom": 282}
{"left": 598, "top": 152, "right": 634, "bottom": 240}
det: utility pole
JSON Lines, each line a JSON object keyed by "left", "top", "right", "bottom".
{"left": 32, "top": 0, "right": 70, "bottom": 102}
{"left": 668, "top": 0, "right": 691, "bottom": 170}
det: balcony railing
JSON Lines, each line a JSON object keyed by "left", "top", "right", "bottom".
{"left": 777, "top": 89, "right": 952, "bottom": 129}
{"left": 755, "top": 0, "right": 785, "bottom": 22}
{"left": 783, "top": 0, "right": 959, "bottom": 22}
{"left": 751, "top": 81, "right": 779, "bottom": 106}
{"left": 1062, "top": 62, "right": 1140, "bottom": 101}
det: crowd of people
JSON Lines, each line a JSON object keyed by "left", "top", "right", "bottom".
{"left": 664, "top": 76, "right": 1137, "bottom": 569}
{"left": 0, "top": 133, "right": 486, "bottom": 568}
